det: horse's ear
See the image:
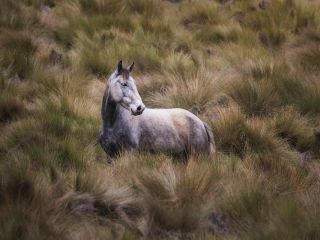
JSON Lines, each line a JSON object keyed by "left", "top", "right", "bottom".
{"left": 117, "top": 60, "right": 123, "bottom": 73}
{"left": 128, "top": 62, "right": 134, "bottom": 72}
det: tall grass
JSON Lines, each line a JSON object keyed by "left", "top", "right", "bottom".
{"left": 0, "top": 30, "right": 36, "bottom": 78}
{"left": 135, "top": 160, "right": 218, "bottom": 233}
{"left": 1, "top": 0, "right": 320, "bottom": 239}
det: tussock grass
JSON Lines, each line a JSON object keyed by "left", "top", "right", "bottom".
{"left": 67, "top": 186, "right": 148, "bottom": 235}
{"left": 270, "top": 107, "right": 315, "bottom": 151}
{"left": 140, "top": 18, "right": 173, "bottom": 40}
{"left": 128, "top": 0, "right": 163, "bottom": 17}
{"left": 0, "top": 92, "right": 25, "bottom": 122}
{"left": 235, "top": 0, "right": 318, "bottom": 48}
{"left": 236, "top": 186, "right": 320, "bottom": 239}
{"left": 211, "top": 107, "right": 279, "bottom": 157}
{"left": 146, "top": 69, "right": 217, "bottom": 114}
{"left": 0, "top": 0, "right": 41, "bottom": 29}
{"left": 1, "top": 0, "right": 320, "bottom": 239}
{"left": 77, "top": 0, "right": 126, "bottom": 16}
{"left": 0, "top": 30, "right": 36, "bottom": 78}
{"left": 54, "top": 15, "right": 135, "bottom": 48}
{"left": 298, "top": 43, "right": 320, "bottom": 72}
{"left": 0, "top": 160, "right": 69, "bottom": 240}
{"left": 222, "top": 49, "right": 320, "bottom": 116}
{"left": 220, "top": 180, "right": 269, "bottom": 228}
{"left": 162, "top": 51, "right": 196, "bottom": 74}
{"left": 182, "top": 1, "right": 223, "bottom": 26}
{"left": 73, "top": 31, "right": 163, "bottom": 76}
{"left": 226, "top": 78, "right": 280, "bottom": 116}
{"left": 0, "top": 77, "right": 26, "bottom": 122}
{"left": 196, "top": 25, "right": 240, "bottom": 44}
{"left": 135, "top": 160, "right": 218, "bottom": 233}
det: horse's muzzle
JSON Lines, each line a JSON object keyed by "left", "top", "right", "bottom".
{"left": 131, "top": 107, "right": 145, "bottom": 116}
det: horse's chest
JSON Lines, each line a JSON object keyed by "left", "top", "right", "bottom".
{"left": 103, "top": 126, "right": 138, "bottom": 148}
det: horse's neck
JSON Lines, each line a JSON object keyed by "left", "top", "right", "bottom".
{"left": 101, "top": 88, "right": 118, "bottom": 128}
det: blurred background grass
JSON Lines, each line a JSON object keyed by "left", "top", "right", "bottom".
{"left": 1, "top": 0, "right": 320, "bottom": 239}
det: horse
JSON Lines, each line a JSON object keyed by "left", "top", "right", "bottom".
{"left": 99, "top": 61, "right": 215, "bottom": 159}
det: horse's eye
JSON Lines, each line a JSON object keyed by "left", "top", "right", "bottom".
{"left": 121, "top": 82, "right": 128, "bottom": 87}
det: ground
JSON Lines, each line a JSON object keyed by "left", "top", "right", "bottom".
{"left": 1, "top": 0, "right": 320, "bottom": 239}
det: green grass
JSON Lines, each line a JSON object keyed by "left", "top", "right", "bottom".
{"left": 196, "top": 25, "right": 240, "bottom": 44}
{"left": 270, "top": 107, "right": 315, "bottom": 151}
{"left": 0, "top": 77, "right": 26, "bottom": 122}
{"left": 182, "top": 1, "right": 223, "bottom": 26}
{"left": 0, "top": 30, "right": 36, "bottom": 78}
{"left": 1, "top": 0, "right": 320, "bottom": 239}
{"left": 135, "top": 160, "right": 218, "bottom": 232}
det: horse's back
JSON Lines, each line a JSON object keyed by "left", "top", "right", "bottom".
{"left": 136, "top": 108, "right": 213, "bottom": 154}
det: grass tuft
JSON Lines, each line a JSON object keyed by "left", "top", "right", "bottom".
{"left": 182, "top": 1, "right": 223, "bottom": 26}
{"left": 196, "top": 25, "right": 240, "bottom": 44}
{"left": 136, "top": 160, "right": 218, "bottom": 232}
{"left": 270, "top": 107, "right": 315, "bottom": 151}
{"left": 1, "top": 0, "right": 320, "bottom": 239}
{"left": 0, "top": 30, "right": 36, "bottom": 78}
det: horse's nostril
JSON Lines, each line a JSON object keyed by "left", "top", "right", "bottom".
{"left": 137, "top": 106, "right": 142, "bottom": 111}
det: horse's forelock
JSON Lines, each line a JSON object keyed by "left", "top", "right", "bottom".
{"left": 116, "top": 68, "right": 130, "bottom": 81}
{"left": 121, "top": 69, "right": 130, "bottom": 80}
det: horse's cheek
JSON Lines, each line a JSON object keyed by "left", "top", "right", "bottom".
{"left": 123, "top": 97, "right": 131, "bottom": 104}
{"left": 111, "top": 87, "right": 122, "bottom": 102}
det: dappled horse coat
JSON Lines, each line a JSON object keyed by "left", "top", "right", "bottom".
{"left": 99, "top": 61, "right": 215, "bottom": 158}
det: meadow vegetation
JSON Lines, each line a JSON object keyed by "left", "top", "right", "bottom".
{"left": 1, "top": 0, "right": 320, "bottom": 239}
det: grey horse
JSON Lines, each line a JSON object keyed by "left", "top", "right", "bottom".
{"left": 99, "top": 61, "right": 215, "bottom": 159}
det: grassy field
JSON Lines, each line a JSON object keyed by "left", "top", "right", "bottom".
{"left": 1, "top": 0, "right": 320, "bottom": 239}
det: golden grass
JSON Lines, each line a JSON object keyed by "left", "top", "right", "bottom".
{"left": 1, "top": 0, "right": 320, "bottom": 239}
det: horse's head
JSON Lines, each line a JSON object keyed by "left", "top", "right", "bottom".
{"left": 108, "top": 60, "right": 145, "bottom": 116}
